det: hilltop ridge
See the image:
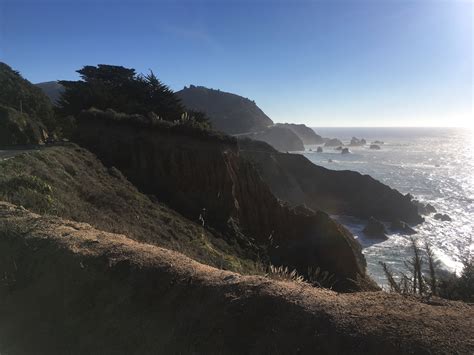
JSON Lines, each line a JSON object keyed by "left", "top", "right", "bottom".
{"left": 176, "top": 85, "right": 273, "bottom": 134}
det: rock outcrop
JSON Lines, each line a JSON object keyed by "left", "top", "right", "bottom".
{"left": 176, "top": 85, "right": 273, "bottom": 134}
{"left": 434, "top": 213, "right": 452, "bottom": 222}
{"left": 412, "top": 200, "right": 437, "bottom": 215}
{"left": 363, "top": 217, "right": 388, "bottom": 240}
{"left": 370, "top": 144, "right": 381, "bottom": 150}
{"left": 390, "top": 219, "right": 417, "bottom": 235}
{"left": 242, "top": 125, "right": 304, "bottom": 152}
{"left": 74, "top": 109, "right": 371, "bottom": 290}
{"left": 0, "top": 202, "right": 472, "bottom": 355}
{"left": 350, "top": 137, "right": 366, "bottom": 146}
{"left": 324, "top": 138, "right": 343, "bottom": 147}
{"left": 239, "top": 140, "right": 423, "bottom": 224}
{"left": 341, "top": 148, "right": 350, "bottom": 154}
{"left": 276, "top": 123, "right": 323, "bottom": 144}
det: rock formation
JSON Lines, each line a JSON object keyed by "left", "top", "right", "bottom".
{"left": 350, "top": 137, "right": 366, "bottom": 146}
{"left": 434, "top": 213, "right": 452, "bottom": 222}
{"left": 324, "top": 138, "right": 343, "bottom": 147}
{"left": 370, "top": 144, "right": 381, "bottom": 150}
{"left": 316, "top": 146, "right": 323, "bottom": 153}
{"left": 412, "top": 200, "right": 437, "bottom": 215}
{"left": 241, "top": 125, "right": 305, "bottom": 152}
{"left": 363, "top": 217, "right": 388, "bottom": 239}
{"left": 276, "top": 123, "right": 323, "bottom": 144}
{"left": 390, "top": 219, "right": 417, "bottom": 235}
{"left": 341, "top": 148, "right": 350, "bottom": 154}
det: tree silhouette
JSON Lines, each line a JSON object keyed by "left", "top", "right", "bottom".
{"left": 57, "top": 65, "right": 186, "bottom": 122}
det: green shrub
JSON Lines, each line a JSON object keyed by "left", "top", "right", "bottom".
{"left": 0, "top": 174, "right": 54, "bottom": 213}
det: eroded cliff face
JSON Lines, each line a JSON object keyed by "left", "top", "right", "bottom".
{"left": 74, "top": 109, "right": 371, "bottom": 290}
{"left": 239, "top": 139, "right": 423, "bottom": 224}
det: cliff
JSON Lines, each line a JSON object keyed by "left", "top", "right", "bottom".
{"left": 176, "top": 85, "right": 273, "bottom": 134}
{"left": 277, "top": 123, "right": 323, "bottom": 144}
{"left": 241, "top": 125, "right": 305, "bottom": 151}
{"left": 74, "top": 109, "right": 372, "bottom": 290}
{"left": 239, "top": 140, "right": 422, "bottom": 224}
{"left": 0, "top": 202, "right": 472, "bottom": 354}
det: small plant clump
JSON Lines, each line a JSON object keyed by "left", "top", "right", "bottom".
{"left": 380, "top": 237, "right": 473, "bottom": 302}
{"left": 306, "top": 266, "right": 336, "bottom": 289}
{"left": 263, "top": 264, "right": 336, "bottom": 289}
{"left": 266, "top": 264, "right": 305, "bottom": 283}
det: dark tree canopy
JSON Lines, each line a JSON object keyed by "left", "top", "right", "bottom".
{"left": 57, "top": 65, "right": 206, "bottom": 125}
{"left": 0, "top": 62, "right": 56, "bottom": 131}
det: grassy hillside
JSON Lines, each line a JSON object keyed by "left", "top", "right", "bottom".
{"left": 0, "top": 145, "right": 260, "bottom": 273}
{"left": 0, "top": 62, "right": 56, "bottom": 134}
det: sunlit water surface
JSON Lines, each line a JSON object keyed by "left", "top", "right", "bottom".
{"left": 302, "top": 127, "right": 473, "bottom": 286}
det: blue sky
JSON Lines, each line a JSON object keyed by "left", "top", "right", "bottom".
{"left": 1, "top": 0, "right": 472, "bottom": 127}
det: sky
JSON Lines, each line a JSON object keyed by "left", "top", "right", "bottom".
{"left": 0, "top": 0, "right": 472, "bottom": 127}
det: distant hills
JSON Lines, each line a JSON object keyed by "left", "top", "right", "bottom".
{"left": 35, "top": 81, "right": 64, "bottom": 104}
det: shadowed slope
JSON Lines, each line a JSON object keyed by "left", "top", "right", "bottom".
{"left": 239, "top": 139, "right": 422, "bottom": 224}
{"left": 0, "top": 201, "right": 472, "bottom": 355}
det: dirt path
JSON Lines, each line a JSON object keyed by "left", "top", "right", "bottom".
{"left": 0, "top": 201, "right": 472, "bottom": 354}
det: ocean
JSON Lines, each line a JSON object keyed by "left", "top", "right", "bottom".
{"left": 303, "top": 127, "right": 473, "bottom": 286}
